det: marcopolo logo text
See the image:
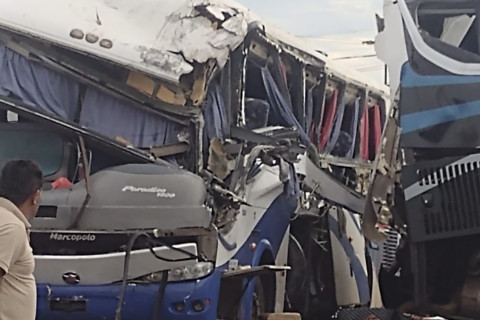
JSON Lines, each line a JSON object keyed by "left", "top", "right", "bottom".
{"left": 121, "top": 186, "right": 176, "bottom": 198}
{"left": 50, "top": 233, "right": 96, "bottom": 242}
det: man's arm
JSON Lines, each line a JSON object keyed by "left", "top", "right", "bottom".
{"left": 0, "top": 223, "right": 23, "bottom": 279}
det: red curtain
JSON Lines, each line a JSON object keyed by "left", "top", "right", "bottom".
{"left": 371, "top": 104, "right": 382, "bottom": 158}
{"left": 318, "top": 89, "right": 338, "bottom": 151}
{"left": 360, "top": 101, "right": 369, "bottom": 160}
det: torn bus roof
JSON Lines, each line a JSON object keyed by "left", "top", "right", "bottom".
{"left": 0, "top": 0, "right": 387, "bottom": 92}
{"left": 0, "top": 0, "right": 249, "bottom": 84}
{"left": 143, "top": 1, "right": 248, "bottom": 69}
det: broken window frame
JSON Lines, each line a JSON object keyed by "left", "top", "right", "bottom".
{"left": 238, "top": 29, "right": 389, "bottom": 170}
{"left": 318, "top": 76, "right": 346, "bottom": 153}
{"left": 366, "top": 92, "right": 387, "bottom": 161}
{"left": 339, "top": 84, "right": 367, "bottom": 160}
{"left": 305, "top": 64, "right": 327, "bottom": 149}
{"left": 0, "top": 31, "right": 202, "bottom": 169}
{"left": 412, "top": 0, "right": 480, "bottom": 62}
{"left": 241, "top": 31, "right": 314, "bottom": 142}
{"left": 0, "top": 32, "right": 194, "bottom": 124}
{"left": 397, "top": 0, "right": 480, "bottom": 75}
{"left": 0, "top": 100, "right": 162, "bottom": 187}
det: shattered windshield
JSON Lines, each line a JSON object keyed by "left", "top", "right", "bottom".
{"left": 0, "top": 130, "right": 64, "bottom": 176}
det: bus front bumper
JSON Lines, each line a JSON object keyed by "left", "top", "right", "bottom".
{"left": 36, "top": 270, "right": 221, "bottom": 320}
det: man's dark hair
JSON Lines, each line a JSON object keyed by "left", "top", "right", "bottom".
{"left": 0, "top": 159, "right": 43, "bottom": 206}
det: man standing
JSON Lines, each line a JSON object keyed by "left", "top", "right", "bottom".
{"left": 0, "top": 160, "right": 43, "bottom": 320}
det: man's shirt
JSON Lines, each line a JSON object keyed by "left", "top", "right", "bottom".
{"left": 0, "top": 197, "right": 36, "bottom": 320}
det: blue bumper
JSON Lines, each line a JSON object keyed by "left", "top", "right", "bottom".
{"left": 36, "top": 271, "right": 221, "bottom": 320}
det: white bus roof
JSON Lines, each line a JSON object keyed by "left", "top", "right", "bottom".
{"left": 0, "top": 0, "right": 388, "bottom": 94}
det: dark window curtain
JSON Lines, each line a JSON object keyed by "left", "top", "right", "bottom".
{"left": 318, "top": 89, "right": 338, "bottom": 151}
{"left": 325, "top": 93, "right": 346, "bottom": 154}
{"left": 260, "top": 65, "right": 309, "bottom": 145}
{"left": 346, "top": 97, "right": 361, "bottom": 159}
{"left": 269, "top": 56, "right": 292, "bottom": 109}
{"left": 309, "top": 84, "right": 326, "bottom": 148}
{"left": 203, "top": 80, "right": 229, "bottom": 142}
{"left": 305, "top": 87, "right": 314, "bottom": 135}
{"left": 0, "top": 44, "right": 79, "bottom": 120}
{"left": 80, "top": 87, "right": 181, "bottom": 148}
{"left": 0, "top": 44, "right": 180, "bottom": 149}
{"left": 202, "top": 80, "right": 229, "bottom": 168}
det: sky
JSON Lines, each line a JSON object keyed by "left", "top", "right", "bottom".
{"left": 236, "top": 0, "right": 386, "bottom": 84}
{"left": 236, "top": 0, "right": 383, "bottom": 38}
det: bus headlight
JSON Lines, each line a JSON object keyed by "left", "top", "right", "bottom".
{"left": 143, "top": 262, "right": 214, "bottom": 283}
{"left": 168, "top": 262, "right": 214, "bottom": 282}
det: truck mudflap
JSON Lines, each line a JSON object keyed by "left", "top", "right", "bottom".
{"left": 259, "top": 313, "right": 301, "bottom": 320}
{"left": 335, "top": 308, "right": 399, "bottom": 319}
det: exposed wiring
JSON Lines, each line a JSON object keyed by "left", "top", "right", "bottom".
{"left": 70, "top": 135, "right": 91, "bottom": 229}
{"left": 152, "top": 271, "right": 168, "bottom": 320}
{"left": 146, "top": 234, "right": 206, "bottom": 262}
{"left": 115, "top": 232, "right": 203, "bottom": 320}
{"left": 115, "top": 232, "right": 146, "bottom": 320}
{"left": 148, "top": 246, "right": 200, "bottom": 263}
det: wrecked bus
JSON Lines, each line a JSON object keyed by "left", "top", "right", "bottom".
{"left": 375, "top": 0, "right": 480, "bottom": 319}
{"left": 0, "top": 0, "right": 390, "bottom": 319}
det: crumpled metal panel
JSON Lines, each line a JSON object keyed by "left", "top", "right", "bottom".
{"left": 141, "top": 0, "right": 248, "bottom": 78}
{"left": 0, "top": 0, "right": 248, "bottom": 84}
